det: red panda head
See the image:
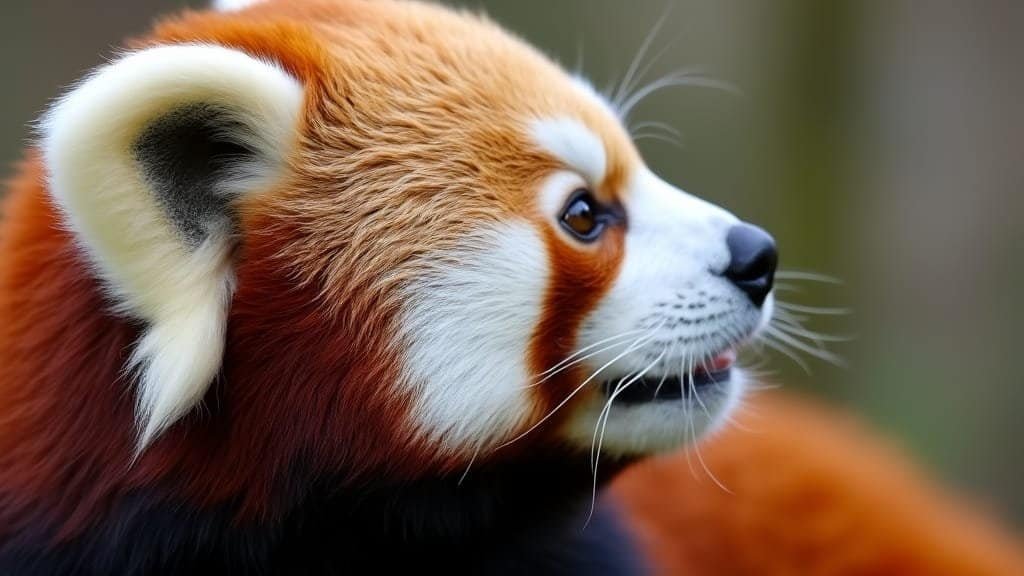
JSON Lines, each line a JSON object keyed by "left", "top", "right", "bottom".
{"left": 10, "top": 0, "right": 775, "bottom": 520}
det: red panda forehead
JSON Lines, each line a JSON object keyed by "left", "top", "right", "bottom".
{"left": 306, "top": 2, "right": 640, "bottom": 203}
{"left": 149, "top": 0, "right": 640, "bottom": 210}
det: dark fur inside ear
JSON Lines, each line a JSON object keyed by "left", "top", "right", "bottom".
{"left": 134, "top": 104, "right": 256, "bottom": 246}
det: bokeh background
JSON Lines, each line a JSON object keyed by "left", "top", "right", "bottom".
{"left": 2, "top": 0, "right": 1021, "bottom": 526}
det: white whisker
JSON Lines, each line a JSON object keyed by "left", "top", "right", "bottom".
{"left": 692, "top": 338, "right": 715, "bottom": 423}
{"left": 761, "top": 337, "right": 812, "bottom": 374}
{"left": 771, "top": 307, "right": 810, "bottom": 324}
{"left": 630, "top": 120, "right": 682, "bottom": 139}
{"left": 498, "top": 324, "right": 663, "bottom": 450}
{"left": 457, "top": 444, "right": 481, "bottom": 486}
{"left": 591, "top": 349, "right": 666, "bottom": 472}
{"left": 573, "top": 34, "right": 586, "bottom": 75}
{"left": 651, "top": 365, "right": 671, "bottom": 398}
{"left": 534, "top": 328, "right": 647, "bottom": 379}
{"left": 774, "top": 270, "right": 843, "bottom": 284}
{"left": 523, "top": 330, "right": 647, "bottom": 390}
{"left": 771, "top": 320, "right": 854, "bottom": 343}
{"left": 764, "top": 326, "right": 846, "bottom": 367}
{"left": 631, "top": 131, "right": 683, "bottom": 148}
{"left": 584, "top": 348, "right": 665, "bottom": 528}
{"left": 610, "top": 5, "right": 673, "bottom": 109}
{"left": 619, "top": 69, "right": 741, "bottom": 120}
{"left": 775, "top": 301, "right": 851, "bottom": 316}
{"left": 690, "top": 384, "right": 733, "bottom": 494}
{"left": 590, "top": 372, "right": 632, "bottom": 473}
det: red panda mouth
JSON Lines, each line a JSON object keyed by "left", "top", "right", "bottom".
{"left": 603, "top": 349, "right": 736, "bottom": 404}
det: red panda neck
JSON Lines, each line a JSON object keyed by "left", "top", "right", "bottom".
{"left": 0, "top": 158, "right": 143, "bottom": 536}
{"left": 0, "top": 157, "right": 439, "bottom": 538}
{"left": 0, "top": 159, "right": 300, "bottom": 535}
{"left": 0, "top": 158, "right": 642, "bottom": 573}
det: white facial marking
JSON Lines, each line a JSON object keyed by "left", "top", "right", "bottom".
{"left": 212, "top": 0, "right": 264, "bottom": 11}
{"left": 538, "top": 170, "right": 588, "bottom": 222}
{"left": 42, "top": 44, "right": 303, "bottom": 449}
{"left": 402, "top": 224, "right": 549, "bottom": 455}
{"left": 571, "top": 76, "right": 622, "bottom": 123}
{"left": 531, "top": 118, "right": 607, "bottom": 185}
{"left": 561, "top": 169, "right": 769, "bottom": 454}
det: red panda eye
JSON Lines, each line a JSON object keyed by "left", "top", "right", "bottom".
{"left": 560, "top": 190, "right": 605, "bottom": 241}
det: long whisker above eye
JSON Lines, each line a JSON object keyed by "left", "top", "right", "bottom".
{"left": 618, "top": 69, "right": 741, "bottom": 121}
{"left": 631, "top": 131, "right": 683, "bottom": 148}
{"left": 629, "top": 120, "right": 683, "bottom": 139}
{"left": 573, "top": 33, "right": 586, "bottom": 76}
{"left": 609, "top": 4, "right": 673, "bottom": 109}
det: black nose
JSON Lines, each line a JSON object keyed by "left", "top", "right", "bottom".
{"left": 724, "top": 223, "right": 778, "bottom": 306}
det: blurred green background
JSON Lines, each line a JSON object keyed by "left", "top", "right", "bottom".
{"left": 2, "top": 1, "right": 1021, "bottom": 526}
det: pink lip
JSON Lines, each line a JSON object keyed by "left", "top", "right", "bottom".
{"left": 703, "top": 349, "right": 737, "bottom": 373}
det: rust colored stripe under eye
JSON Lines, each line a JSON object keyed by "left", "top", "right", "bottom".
{"left": 523, "top": 221, "right": 626, "bottom": 438}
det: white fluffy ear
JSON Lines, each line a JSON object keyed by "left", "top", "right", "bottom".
{"left": 42, "top": 44, "right": 303, "bottom": 449}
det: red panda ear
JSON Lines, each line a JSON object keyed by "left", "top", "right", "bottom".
{"left": 41, "top": 44, "right": 304, "bottom": 450}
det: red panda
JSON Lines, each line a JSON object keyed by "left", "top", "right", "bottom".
{"left": 0, "top": 0, "right": 1020, "bottom": 574}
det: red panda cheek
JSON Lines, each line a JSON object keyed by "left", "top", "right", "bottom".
{"left": 527, "top": 223, "right": 626, "bottom": 429}
{"left": 390, "top": 222, "right": 550, "bottom": 462}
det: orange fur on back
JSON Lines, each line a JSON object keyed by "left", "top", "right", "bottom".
{"left": 612, "top": 391, "right": 1024, "bottom": 575}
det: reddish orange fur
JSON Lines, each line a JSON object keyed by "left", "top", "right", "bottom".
{"left": 0, "top": 0, "right": 639, "bottom": 538}
{"left": 0, "top": 158, "right": 140, "bottom": 538}
{"left": 2, "top": 1, "right": 1022, "bottom": 571}
{"left": 612, "top": 390, "right": 1024, "bottom": 575}
{"left": 146, "top": 0, "right": 641, "bottom": 449}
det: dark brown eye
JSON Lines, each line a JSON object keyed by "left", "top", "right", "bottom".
{"left": 560, "top": 190, "right": 604, "bottom": 241}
